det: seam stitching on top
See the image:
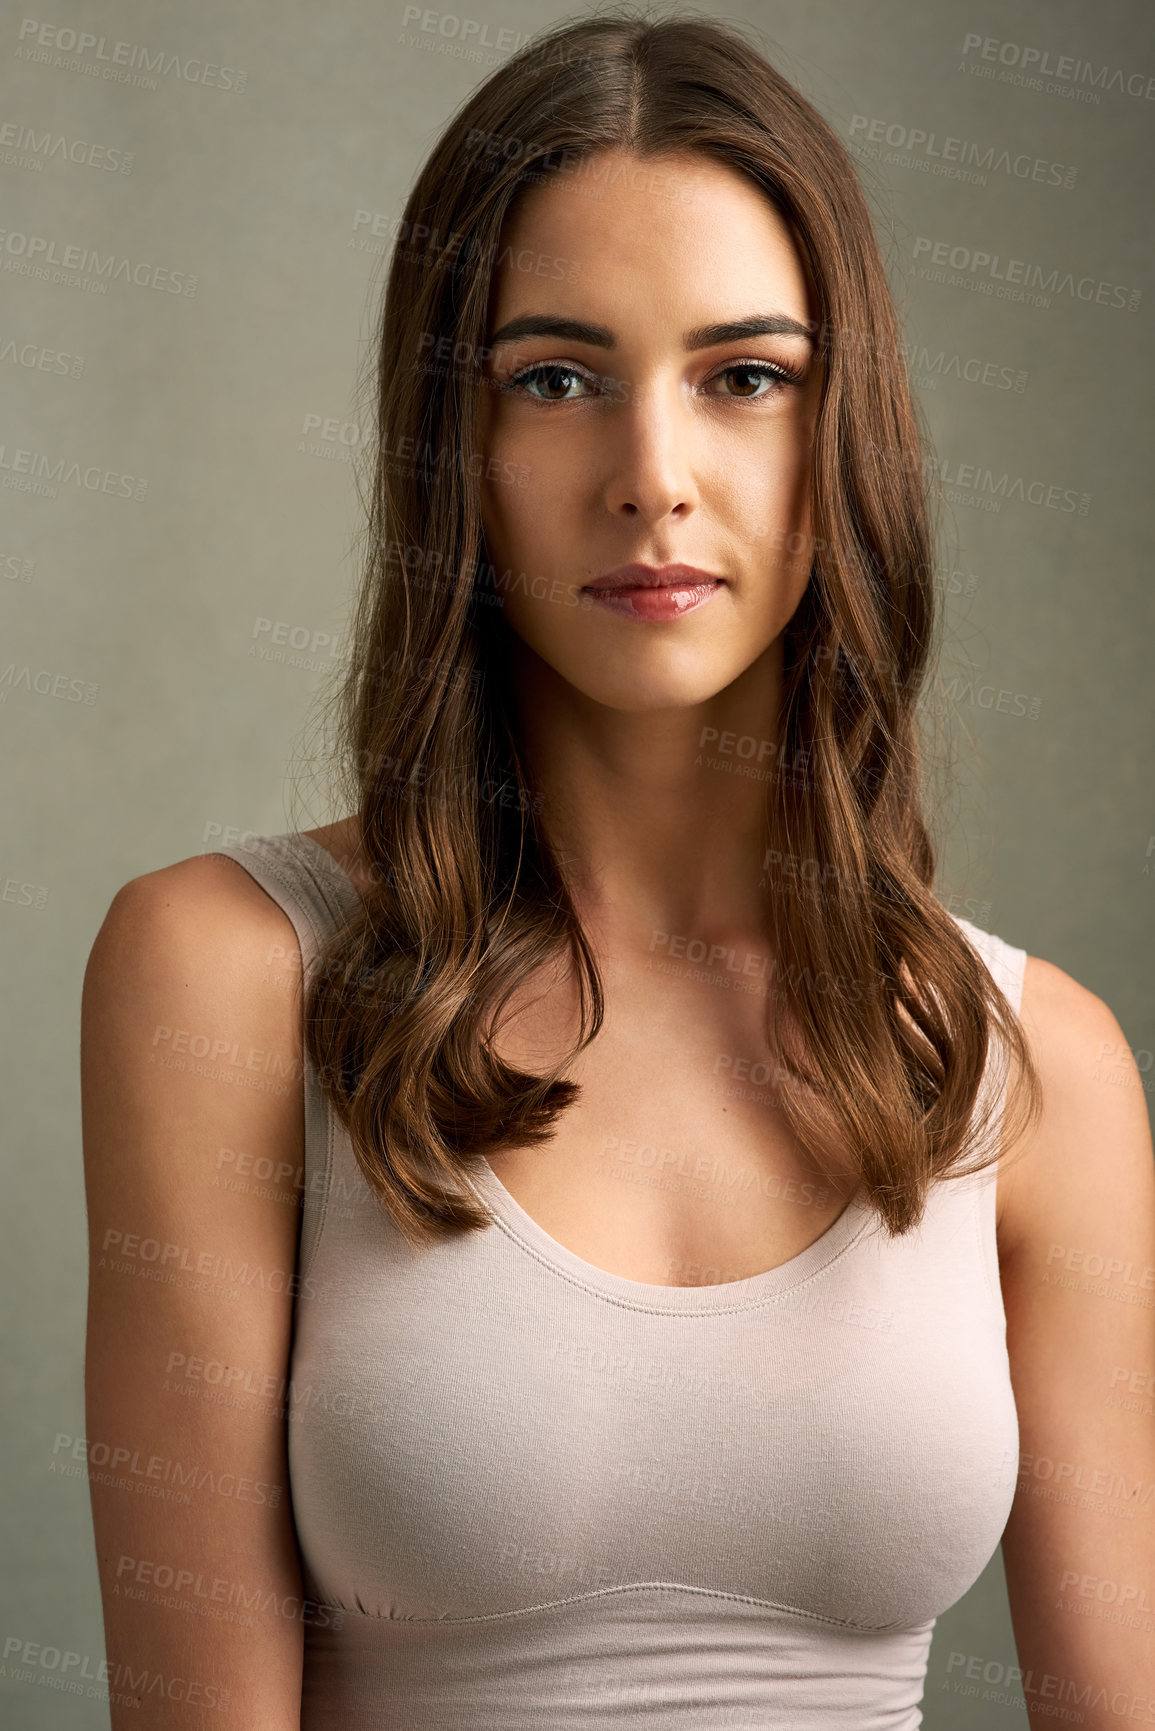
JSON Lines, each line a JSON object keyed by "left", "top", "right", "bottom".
{"left": 467, "top": 1183, "right": 874, "bottom": 1316}
{"left": 312, "top": 1579, "right": 908, "bottom": 1633}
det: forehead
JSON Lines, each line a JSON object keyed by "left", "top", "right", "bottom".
{"left": 489, "top": 149, "right": 813, "bottom": 324}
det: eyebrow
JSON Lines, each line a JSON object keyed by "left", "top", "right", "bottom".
{"left": 485, "top": 311, "right": 816, "bottom": 352}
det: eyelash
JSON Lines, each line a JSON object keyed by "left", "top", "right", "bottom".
{"left": 501, "top": 358, "right": 807, "bottom": 405}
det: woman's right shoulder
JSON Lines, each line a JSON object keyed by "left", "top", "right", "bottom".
{"left": 96, "top": 846, "right": 297, "bottom": 955}
{"left": 82, "top": 849, "right": 306, "bottom": 1178}
{"left": 87, "top": 848, "right": 303, "bottom": 1021}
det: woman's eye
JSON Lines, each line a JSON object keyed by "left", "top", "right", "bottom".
{"left": 507, "top": 364, "right": 593, "bottom": 402}
{"left": 707, "top": 363, "right": 794, "bottom": 399}
{"left": 502, "top": 359, "right": 800, "bottom": 404}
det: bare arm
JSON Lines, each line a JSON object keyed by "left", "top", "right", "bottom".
{"left": 997, "top": 955, "right": 1155, "bottom": 1725}
{"left": 81, "top": 854, "right": 314, "bottom": 1728}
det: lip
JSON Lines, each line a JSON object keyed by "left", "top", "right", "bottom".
{"left": 582, "top": 563, "right": 726, "bottom": 622}
{"left": 584, "top": 563, "right": 724, "bottom": 592}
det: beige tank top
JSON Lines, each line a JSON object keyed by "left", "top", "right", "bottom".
{"left": 212, "top": 830, "right": 1025, "bottom": 1729}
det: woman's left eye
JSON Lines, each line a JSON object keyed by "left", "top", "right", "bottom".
{"left": 706, "top": 362, "right": 797, "bottom": 399}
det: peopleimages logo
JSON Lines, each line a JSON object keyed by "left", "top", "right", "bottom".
{"left": 912, "top": 238, "right": 1140, "bottom": 311}
{"left": 2, "top": 1633, "right": 231, "bottom": 1710}
{"left": 0, "top": 226, "right": 197, "bottom": 295}
{"left": 15, "top": 19, "right": 247, "bottom": 91}
{"left": 848, "top": 115, "right": 1077, "bottom": 189}
{"left": 959, "top": 33, "right": 1155, "bottom": 102}
{"left": 0, "top": 119, "right": 134, "bottom": 174}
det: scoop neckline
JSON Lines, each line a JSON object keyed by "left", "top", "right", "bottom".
{"left": 466, "top": 1156, "right": 873, "bottom": 1314}
{"left": 288, "top": 830, "right": 874, "bottom": 1314}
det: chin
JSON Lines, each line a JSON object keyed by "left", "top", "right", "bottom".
{"left": 560, "top": 654, "right": 744, "bottom": 713}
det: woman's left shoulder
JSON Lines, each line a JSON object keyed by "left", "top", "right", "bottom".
{"left": 996, "top": 949, "right": 1154, "bottom": 1265}
{"left": 1019, "top": 950, "right": 1125, "bottom": 1055}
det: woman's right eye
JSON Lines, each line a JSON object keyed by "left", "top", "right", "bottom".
{"left": 504, "top": 363, "right": 596, "bottom": 402}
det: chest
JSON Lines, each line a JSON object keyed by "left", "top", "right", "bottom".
{"left": 486, "top": 948, "right": 861, "bottom": 1286}
{"left": 291, "top": 1145, "right": 1019, "bottom": 1634}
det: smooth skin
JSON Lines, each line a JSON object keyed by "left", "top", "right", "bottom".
{"left": 82, "top": 149, "right": 1154, "bottom": 1723}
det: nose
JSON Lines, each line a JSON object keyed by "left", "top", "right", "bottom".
{"left": 602, "top": 379, "right": 701, "bottom": 524}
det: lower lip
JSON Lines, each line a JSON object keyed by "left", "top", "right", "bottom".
{"left": 582, "top": 580, "right": 724, "bottom": 621}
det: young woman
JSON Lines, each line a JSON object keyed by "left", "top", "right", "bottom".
{"left": 81, "top": 13, "right": 1154, "bottom": 1727}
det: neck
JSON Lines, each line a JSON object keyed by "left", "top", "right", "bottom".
{"left": 504, "top": 633, "right": 785, "bottom": 949}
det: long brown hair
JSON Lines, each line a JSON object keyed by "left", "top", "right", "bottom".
{"left": 302, "top": 8, "right": 1041, "bottom": 1247}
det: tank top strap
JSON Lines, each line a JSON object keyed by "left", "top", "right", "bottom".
{"left": 210, "top": 831, "right": 362, "bottom": 969}
{"left": 951, "top": 911, "right": 1028, "bottom": 1018}
{"left": 942, "top": 910, "right": 1029, "bottom": 1304}
{"left": 207, "top": 830, "right": 364, "bottom": 1282}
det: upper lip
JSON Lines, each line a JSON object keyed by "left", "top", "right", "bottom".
{"left": 583, "top": 563, "right": 725, "bottom": 592}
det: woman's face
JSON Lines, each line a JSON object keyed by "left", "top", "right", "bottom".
{"left": 474, "top": 149, "right": 823, "bottom": 714}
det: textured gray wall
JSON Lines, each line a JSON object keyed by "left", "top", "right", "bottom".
{"left": 2, "top": 0, "right": 1152, "bottom": 1724}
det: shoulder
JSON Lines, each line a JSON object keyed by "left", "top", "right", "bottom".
{"left": 995, "top": 950, "right": 1154, "bottom": 1266}
{"left": 1018, "top": 951, "right": 1123, "bottom": 1065}
{"left": 1016, "top": 951, "right": 1138, "bottom": 1111}
{"left": 83, "top": 851, "right": 304, "bottom": 1072}
{"left": 92, "top": 847, "right": 298, "bottom": 954}
{"left": 81, "top": 851, "right": 308, "bottom": 1288}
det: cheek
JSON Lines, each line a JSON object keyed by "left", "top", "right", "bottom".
{"left": 479, "top": 468, "right": 530, "bottom": 572}
{"left": 482, "top": 451, "right": 577, "bottom": 575}
{"left": 723, "top": 449, "right": 811, "bottom": 552}
{"left": 476, "top": 488, "right": 570, "bottom": 650}
{"left": 477, "top": 400, "right": 520, "bottom": 554}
